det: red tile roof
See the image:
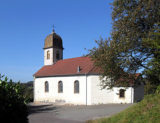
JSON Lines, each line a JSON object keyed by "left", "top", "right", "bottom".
{"left": 34, "top": 57, "right": 100, "bottom": 77}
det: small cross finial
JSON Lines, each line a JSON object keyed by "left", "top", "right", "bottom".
{"left": 52, "top": 25, "right": 55, "bottom": 33}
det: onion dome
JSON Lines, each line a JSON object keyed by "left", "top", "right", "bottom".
{"left": 44, "top": 31, "right": 63, "bottom": 49}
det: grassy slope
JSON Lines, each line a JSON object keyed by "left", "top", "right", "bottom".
{"left": 87, "top": 94, "right": 160, "bottom": 123}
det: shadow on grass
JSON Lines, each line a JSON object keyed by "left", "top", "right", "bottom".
{"left": 28, "top": 104, "right": 58, "bottom": 115}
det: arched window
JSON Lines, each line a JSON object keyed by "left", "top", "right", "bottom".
{"left": 119, "top": 89, "right": 125, "bottom": 98}
{"left": 45, "top": 81, "right": 49, "bottom": 92}
{"left": 56, "top": 51, "right": 60, "bottom": 60}
{"left": 47, "top": 50, "right": 50, "bottom": 59}
{"left": 58, "top": 81, "right": 63, "bottom": 93}
{"left": 74, "top": 80, "right": 79, "bottom": 93}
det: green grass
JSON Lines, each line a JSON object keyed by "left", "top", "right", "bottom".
{"left": 86, "top": 94, "right": 160, "bottom": 123}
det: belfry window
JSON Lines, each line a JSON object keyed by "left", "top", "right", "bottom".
{"left": 74, "top": 80, "right": 79, "bottom": 93}
{"left": 58, "top": 81, "right": 63, "bottom": 93}
{"left": 119, "top": 89, "right": 125, "bottom": 98}
{"left": 45, "top": 81, "right": 49, "bottom": 92}
{"left": 47, "top": 50, "right": 50, "bottom": 59}
{"left": 56, "top": 51, "right": 60, "bottom": 60}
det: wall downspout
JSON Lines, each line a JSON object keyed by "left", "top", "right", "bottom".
{"left": 85, "top": 73, "right": 88, "bottom": 106}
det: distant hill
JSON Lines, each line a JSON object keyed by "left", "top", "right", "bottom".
{"left": 23, "top": 81, "right": 33, "bottom": 87}
{"left": 87, "top": 94, "right": 160, "bottom": 123}
{"left": 21, "top": 81, "right": 33, "bottom": 102}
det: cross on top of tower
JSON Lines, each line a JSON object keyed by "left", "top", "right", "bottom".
{"left": 52, "top": 25, "right": 55, "bottom": 33}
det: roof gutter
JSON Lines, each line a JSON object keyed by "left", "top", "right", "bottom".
{"left": 34, "top": 73, "right": 99, "bottom": 78}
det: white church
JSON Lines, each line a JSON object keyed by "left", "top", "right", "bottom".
{"left": 33, "top": 30, "right": 144, "bottom": 105}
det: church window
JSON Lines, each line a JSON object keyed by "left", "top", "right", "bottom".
{"left": 119, "top": 89, "right": 125, "bottom": 98}
{"left": 45, "top": 81, "right": 49, "bottom": 92}
{"left": 47, "top": 50, "right": 50, "bottom": 59}
{"left": 74, "top": 80, "right": 79, "bottom": 93}
{"left": 56, "top": 51, "right": 60, "bottom": 60}
{"left": 58, "top": 81, "right": 63, "bottom": 93}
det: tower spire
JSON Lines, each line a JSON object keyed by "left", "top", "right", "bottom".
{"left": 52, "top": 25, "right": 55, "bottom": 33}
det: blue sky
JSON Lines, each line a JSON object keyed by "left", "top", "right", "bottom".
{"left": 0, "top": 0, "right": 113, "bottom": 82}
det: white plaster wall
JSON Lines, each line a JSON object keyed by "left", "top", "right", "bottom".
{"left": 113, "top": 87, "right": 134, "bottom": 103}
{"left": 34, "top": 76, "right": 88, "bottom": 105}
{"left": 90, "top": 75, "right": 134, "bottom": 104}
{"left": 34, "top": 75, "right": 137, "bottom": 105}
{"left": 90, "top": 75, "right": 114, "bottom": 104}
{"left": 44, "top": 48, "right": 53, "bottom": 65}
{"left": 134, "top": 84, "right": 144, "bottom": 102}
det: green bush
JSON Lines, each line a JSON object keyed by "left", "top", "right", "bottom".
{"left": 144, "top": 82, "right": 157, "bottom": 95}
{"left": 0, "top": 75, "right": 28, "bottom": 123}
{"left": 156, "top": 85, "right": 160, "bottom": 94}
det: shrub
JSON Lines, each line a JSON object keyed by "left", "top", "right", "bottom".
{"left": 156, "top": 85, "right": 160, "bottom": 94}
{"left": 0, "top": 75, "right": 28, "bottom": 123}
{"left": 144, "top": 82, "right": 157, "bottom": 95}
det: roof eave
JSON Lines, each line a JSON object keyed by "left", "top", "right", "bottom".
{"left": 34, "top": 73, "right": 100, "bottom": 78}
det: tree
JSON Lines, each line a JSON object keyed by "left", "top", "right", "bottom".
{"left": 0, "top": 75, "right": 28, "bottom": 123}
{"left": 90, "top": 0, "right": 160, "bottom": 89}
{"left": 143, "top": 31, "right": 160, "bottom": 94}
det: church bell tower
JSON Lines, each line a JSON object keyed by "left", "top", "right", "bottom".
{"left": 43, "top": 29, "right": 64, "bottom": 65}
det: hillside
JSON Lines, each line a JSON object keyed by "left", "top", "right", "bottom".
{"left": 21, "top": 81, "right": 33, "bottom": 102}
{"left": 87, "top": 94, "right": 160, "bottom": 123}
